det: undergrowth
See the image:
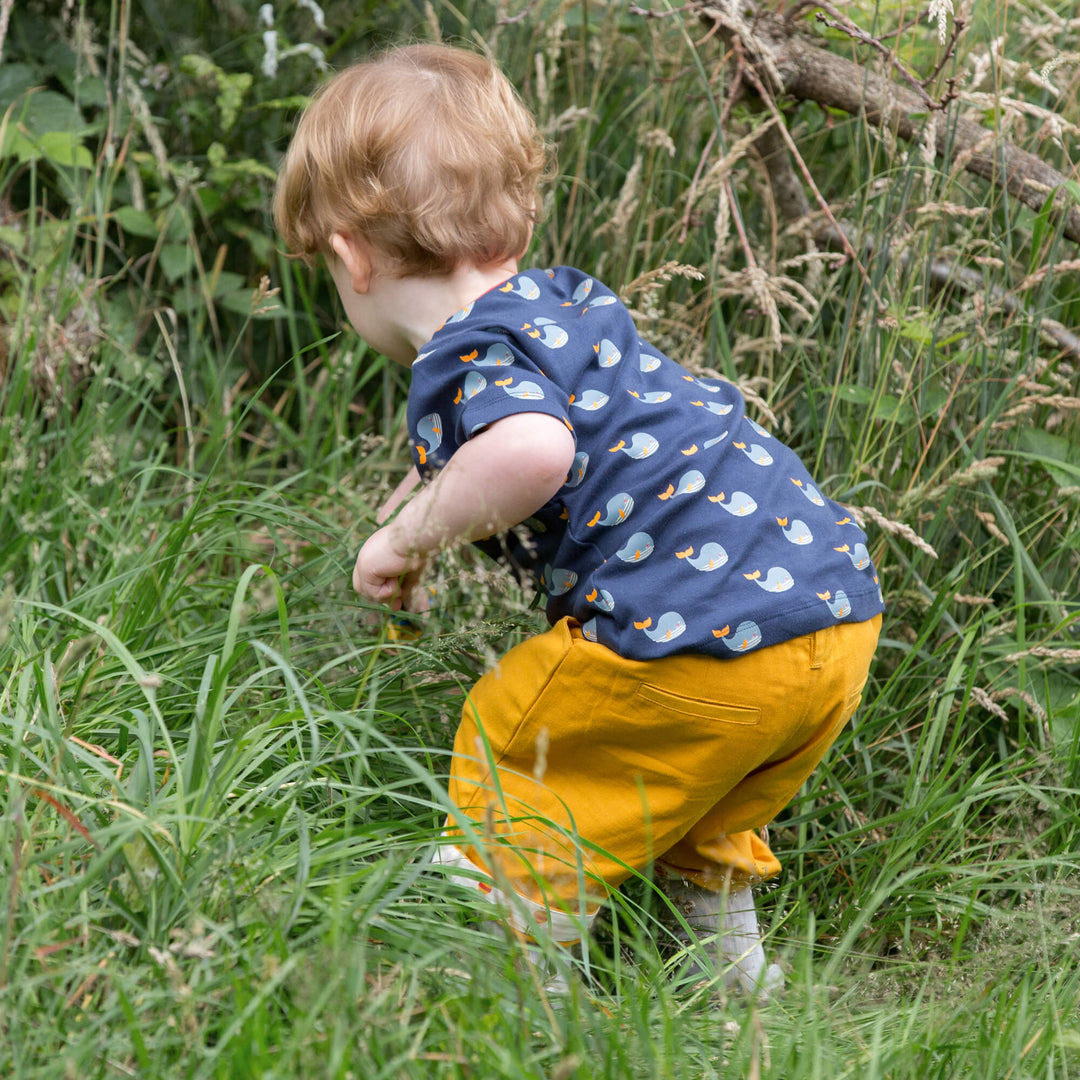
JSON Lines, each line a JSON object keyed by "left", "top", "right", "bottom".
{"left": 2, "top": 0, "right": 1079, "bottom": 1077}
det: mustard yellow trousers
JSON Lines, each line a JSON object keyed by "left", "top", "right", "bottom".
{"left": 445, "top": 613, "right": 880, "bottom": 935}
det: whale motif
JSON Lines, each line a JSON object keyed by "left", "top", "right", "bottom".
{"left": 523, "top": 317, "right": 568, "bottom": 349}
{"left": 627, "top": 389, "right": 672, "bottom": 405}
{"left": 446, "top": 301, "right": 474, "bottom": 324}
{"left": 609, "top": 432, "right": 659, "bottom": 459}
{"left": 467, "top": 343, "right": 515, "bottom": 366}
{"left": 676, "top": 542, "right": 729, "bottom": 571}
{"left": 582, "top": 294, "right": 617, "bottom": 311}
{"left": 713, "top": 620, "right": 763, "bottom": 653}
{"left": 588, "top": 492, "right": 634, "bottom": 527}
{"left": 658, "top": 470, "right": 706, "bottom": 500}
{"left": 581, "top": 618, "right": 599, "bottom": 641}
{"left": 634, "top": 611, "right": 687, "bottom": 643}
{"left": 459, "top": 371, "right": 487, "bottom": 402}
{"left": 563, "top": 277, "right": 593, "bottom": 306}
{"left": 746, "top": 418, "right": 772, "bottom": 439}
{"left": 777, "top": 516, "right": 813, "bottom": 545}
{"left": 835, "top": 542, "right": 872, "bottom": 570}
{"left": 734, "top": 441, "right": 774, "bottom": 466}
{"left": 589, "top": 588, "right": 615, "bottom": 612}
{"left": 543, "top": 565, "right": 578, "bottom": 595}
{"left": 818, "top": 589, "right": 852, "bottom": 618}
{"left": 616, "top": 532, "right": 654, "bottom": 562}
{"left": 502, "top": 379, "right": 545, "bottom": 400}
{"left": 703, "top": 433, "right": 728, "bottom": 449}
{"left": 415, "top": 412, "right": 443, "bottom": 464}
{"left": 639, "top": 353, "right": 662, "bottom": 372}
{"left": 744, "top": 566, "right": 794, "bottom": 592}
{"left": 683, "top": 376, "right": 721, "bottom": 393}
{"left": 792, "top": 478, "right": 826, "bottom": 506}
{"left": 564, "top": 451, "right": 589, "bottom": 488}
{"left": 595, "top": 339, "right": 622, "bottom": 367}
{"left": 693, "top": 400, "right": 734, "bottom": 416}
{"left": 499, "top": 275, "right": 540, "bottom": 300}
{"left": 570, "top": 389, "right": 609, "bottom": 411}
{"left": 709, "top": 490, "right": 757, "bottom": 516}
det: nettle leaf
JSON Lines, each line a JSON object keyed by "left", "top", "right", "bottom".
{"left": 1016, "top": 428, "right": 1080, "bottom": 488}
{"left": 1, "top": 128, "right": 42, "bottom": 164}
{"left": 17, "top": 89, "right": 90, "bottom": 136}
{"left": 38, "top": 130, "right": 93, "bottom": 169}
{"left": 218, "top": 289, "right": 286, "bottom": 319}
{"left": 113, "top": 206, "right": 161, "bottom": 240}
{"left": 159, "top": 243, "right": 195, "bottom": 283}
{"left": 0, "top": 63, "right": 39, "bottom": 108}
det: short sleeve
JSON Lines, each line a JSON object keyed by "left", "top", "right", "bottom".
{"left": 408, "top": 325, "right": 574, "bottom": 471}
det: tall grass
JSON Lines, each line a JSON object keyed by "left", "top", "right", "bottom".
{"left": 2, "top": 0, "right": 1079, "bottom": 1076}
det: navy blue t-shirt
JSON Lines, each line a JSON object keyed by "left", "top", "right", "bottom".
{"left": 406, "top": 266, "right": 884, "bottom": 659}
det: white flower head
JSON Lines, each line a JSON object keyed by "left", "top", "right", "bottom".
{"left": 297, "top": 0, "right": 325, "bottom": 30}
{"left": 262, "top": 29, "right": 279, "bottom": 78}
{"left": 927, "top": 0, "right": 952, "bottom": 46}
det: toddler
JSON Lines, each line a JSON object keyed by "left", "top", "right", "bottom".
{"left": 274, "top": 42, "right": 883, "bottom": 996}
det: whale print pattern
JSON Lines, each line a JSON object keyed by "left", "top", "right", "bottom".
{"left": 570, "top": 389, "right": 609, "bottom": 412}
{"left": 595, "top": 339, "right": 622, "bottom": 367}
{"left": 635, "top": 612, "right": 687, "bottom": 643}
{"left": 407, "top": 265, "right": 884, "bottom": 658}
{"left": 777, "top": 516, "right": 813, "bottom": 545}
{"left": 675, "top": 542, "right": 728, "bottom": 571}
{"left": 564, "top": 452, "right": 589, "bottom": 489}
{"left": 586, "top": 586, "right": 615, "bottom": 611}
{"left": 462, "top": 343, "right": 515, "bottom": 366}
{"left": 499, "top": 274, "right": 541, "bottom": 300}
{"left": 587, "top": 492, "right": 634, "bottom": 528}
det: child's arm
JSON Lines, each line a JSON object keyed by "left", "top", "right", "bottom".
{"left": 376, "top": 469, "right": 422, "bottom": 525}
{"left": 353, "top": 412, "right": 576, "bottom": 611}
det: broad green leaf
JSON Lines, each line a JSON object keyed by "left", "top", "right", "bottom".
{"left": 18, "top": 89, "right": 89, "bottom": 136}
{"left": 1, "top": 127, "right": 43, "bottom": 163}
{"left": 219, "top": 288, "right": 287, "bottom": 319}
{"left": 159, "top": 242, "right": 195, "bottom": 282}
{"left": 0, "top": 63, "right": 38, "bottom": 108}
{"left": 211, "top": 271, "right": 246, "bottom": 297}
{"left": 113, "top": 206, "right": 161, "bottom": 240}
{"left": 38, "top": 130, "right": 93, "bottom": 169}
{"left": 1016, "top": 427, "right": 1080, "bottom": 487}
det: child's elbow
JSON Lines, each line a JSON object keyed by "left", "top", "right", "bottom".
{"left": 494, "top": 412, "right": 577, "bottom": 497}
{"left": 528, "top": 415, "right": 578, "bottom": 494}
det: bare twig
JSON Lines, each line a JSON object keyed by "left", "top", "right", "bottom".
{"left": 692, "top": 0, "right": 1080, "bottom": 245}
{"left": 813, "top": 2, "right": 936, "bottom": 109}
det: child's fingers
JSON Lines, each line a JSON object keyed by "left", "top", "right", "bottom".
{"left": 352, "top": 559, "right": 401, "bottom": 606}
{"left": 399, "top": 570, "right": 433, "bottom": 612}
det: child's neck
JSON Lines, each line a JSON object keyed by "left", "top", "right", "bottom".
{"left": 398, "top": 257, "right": 520, "bottom": 359}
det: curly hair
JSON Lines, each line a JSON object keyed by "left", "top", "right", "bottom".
{"left": 273, "top": 43, "right": 551, "bottom": 276}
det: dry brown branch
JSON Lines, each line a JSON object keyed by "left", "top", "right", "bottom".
{"left": 693, "top": 0, "right": 1080, "bottom": 244}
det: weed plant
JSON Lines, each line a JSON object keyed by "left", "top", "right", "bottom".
{"left": 1, "top": 0, "right": 1079, "bottom": 1077}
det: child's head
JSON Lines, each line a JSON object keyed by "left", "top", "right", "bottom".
{"left": 274, "top": 43, "right": 549, "bottom": 276}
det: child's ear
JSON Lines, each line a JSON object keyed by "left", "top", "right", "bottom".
{"left": 328, "top": 232, "right": 373, "bottom": 294}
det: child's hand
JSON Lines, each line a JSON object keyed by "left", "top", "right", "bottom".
{"left": 352, "top": 527, "right": 427, "bottom": 611}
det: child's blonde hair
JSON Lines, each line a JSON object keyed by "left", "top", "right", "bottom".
{"left": 274, "top": 43, "right": 549, "bottom": 276}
